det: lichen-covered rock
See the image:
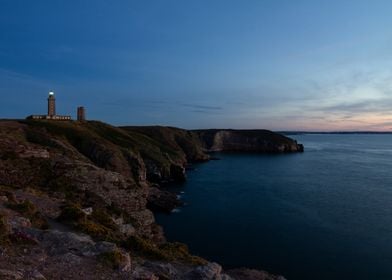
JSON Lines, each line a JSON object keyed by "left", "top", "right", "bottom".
{"left": 25, "top": 229, "right": 96, "bottom": 256}
{"left": 0, "top": 269, "right": 24, "bottom": 280}
{"left": 9, "top": 216, "right": 32, "bottom": 229}
{"left": 185, "top": 262, "right": 224, "bottom": 280}
{"left": 119, "top": 223, "right": 136, "bottom": 237}
{"left": 141, "top": 261, "right": 178, "bottom": 279}
{"left": 131, "top": 267, "right": 160, "bottom": 280}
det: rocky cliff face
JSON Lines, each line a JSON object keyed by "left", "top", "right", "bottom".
{"left": 195, "top": 129, "right": 304, "bottom": 153}
{"left": 0, "top": 120, "right": 295, "bottom": 280}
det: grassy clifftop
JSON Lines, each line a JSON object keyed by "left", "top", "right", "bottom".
{"left": 1, "top": 119, "right": 303, "bottom": 191}
{"left": 22, "top": 120, "right": 195, "bottom": 182}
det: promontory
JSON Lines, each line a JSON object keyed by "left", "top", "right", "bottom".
{"left": 0, "top": 119, "right": 302, "bottom": 279}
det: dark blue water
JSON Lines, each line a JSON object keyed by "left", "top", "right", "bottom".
{"left": 155, "top": 134, "right": 392, "bottom": 280}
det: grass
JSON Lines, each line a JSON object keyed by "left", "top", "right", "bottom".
{"left": 0, "top": 213, "right": 10, "bottom": 245}
{"left": 123, "top": 235, "right": 166, "bottom": 260}
{"left": 123, "top": 236, "right": 207, "bottom": 265}
{"left": 6, "top": 199, "right": 49, "bottom": 229}
{"left": 7, "top": 199, "right": 36, "bottom": 214}
{"left": 77, "top": 220, "right": 115, "bottom": 240}
{"left": 28, "top": 120, "right": 185, "bottom": 168}
{"left": 0, "top": 187, "right": 17, "bottom": 203}
{"left": 91, "top": 208, "right": 117, "bottom": 230}
{"left": 58, "top": 203, "right": 121, "bottom": 242}
{"left": 159, "top": 242, "right": 207, "bottom": 265}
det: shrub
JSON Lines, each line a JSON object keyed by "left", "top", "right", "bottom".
{"left": 58, "top": 204, "right": 121, "bottom": 242}
{"left": 7, "top": 199, "right": 36, "bottom": 215}
{"left": 91, "top": 208, "right": 116, "bottom": 230}
{"left": 159, "top": 242, "right": 207, "bottom": 265}
{"left": 57, "top": 204, "right": 86, "bottom": 223}
{"left": 123, "top": 236, "right": 166, "bottom": 260}
{"left": 98, "top": 249, "right": 126, "bottom": 269}
{"left": 122, "top": 236, "right": 206, "bottom": 264}
{"left": 77, "top": 220, "right": 111, "bottom": 240}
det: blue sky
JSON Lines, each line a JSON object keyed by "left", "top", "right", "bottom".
{"left": 1, "top": 0, "right": 392, "bottom": 131}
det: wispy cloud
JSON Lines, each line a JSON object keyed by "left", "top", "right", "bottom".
{"left": 180, "top": 103, "right": 222, "bottom": 110}
{"left": 0, "top": 67, "right": 52, "bottom": 92}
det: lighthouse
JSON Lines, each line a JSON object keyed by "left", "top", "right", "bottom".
{"left": 27, "top": 91, "right": 71, "bottom": 120}
{"left": 47, "top": 91, "right": 56, "bottom": 116}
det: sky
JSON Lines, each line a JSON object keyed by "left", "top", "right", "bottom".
{"left": 1, "top": 0, "right": 392, "bottom": 131}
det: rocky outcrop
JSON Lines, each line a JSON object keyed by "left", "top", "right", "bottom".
{"left": 195, "top": 129, "right": 304, "bottom": 153}
{"left": 147, "top": 186, "right": 183, "bottom": 213}
{"left": 0, "top": 120, "right": 299, "bottom": 280}
{"left": 226, "top": 268, "right": 287, "bottom": 280}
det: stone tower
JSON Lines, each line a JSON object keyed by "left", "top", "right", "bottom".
{"left": 77, "top": 106, "right": 86, "bottom": 121}
{"left": 47, "top": 92, "right": 56, "bottom": 116}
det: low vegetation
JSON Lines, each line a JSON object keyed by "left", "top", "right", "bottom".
{"left": 123, "top": 236, "right": 206, "bottom": 265}
{"left": 58, "top": 203, "right": 121, "bottom": 242}
{"left": 0, "top": 213, "right": 10, "bottom": 245}
{"left": 6, "top": 199, "right": 49, "bottom": 229}
{"left": 98, "top": 249, "right": 126, "bottom": 269}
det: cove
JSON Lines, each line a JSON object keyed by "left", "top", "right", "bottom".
{"left": 156, "top": 134, "right": 392, "bottom": 280}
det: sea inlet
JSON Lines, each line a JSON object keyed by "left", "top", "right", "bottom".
{"left": 156, "top": 134, "right": 392, "bottom": 280}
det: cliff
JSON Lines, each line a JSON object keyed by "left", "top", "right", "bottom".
{"left": 195, "top": 129, "right": 304, "bottom": 153}
{"left": 0, "top": 120, "right": 295, "bottom": 280}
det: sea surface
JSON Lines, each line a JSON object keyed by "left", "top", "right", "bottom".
{"left": 155, "top": 134, "right": 392, "bottom": 280}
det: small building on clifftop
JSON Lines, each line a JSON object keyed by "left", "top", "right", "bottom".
{"left": 77, "top": 106, "right": 86, "bottom": 121}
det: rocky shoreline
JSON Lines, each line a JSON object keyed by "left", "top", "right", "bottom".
{"left": 0, "top": 120, "right": 301, "bottom": 279}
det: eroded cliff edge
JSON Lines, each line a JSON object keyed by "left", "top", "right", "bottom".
{"left": 0, "top": 120, "right": 299, "bottom": 280}
{"left": 194, "top": 129, "right": 304, "bottom": 153}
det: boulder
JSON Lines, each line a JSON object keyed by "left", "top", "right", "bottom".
{"left": 119, "top": 223, "right": 136, "bottom": 237}
{"left": 131, "top": 267, "right": 159, "bottom": 280}
{"left": 142, "top": 261, "right": 178, "bottom": 279}
{"left": 147, "top": 187, "right": 183, "bottom": 213}
{"left": 186, "top": 262, "right": 224, "bottom": 280}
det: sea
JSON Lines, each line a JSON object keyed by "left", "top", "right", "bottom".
{"left": 155, "top": 134, "right": 392, "bottom": 280}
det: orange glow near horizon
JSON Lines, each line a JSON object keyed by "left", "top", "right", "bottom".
{"left": 278, "top": 114, "right": 392, "bottom": 132}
